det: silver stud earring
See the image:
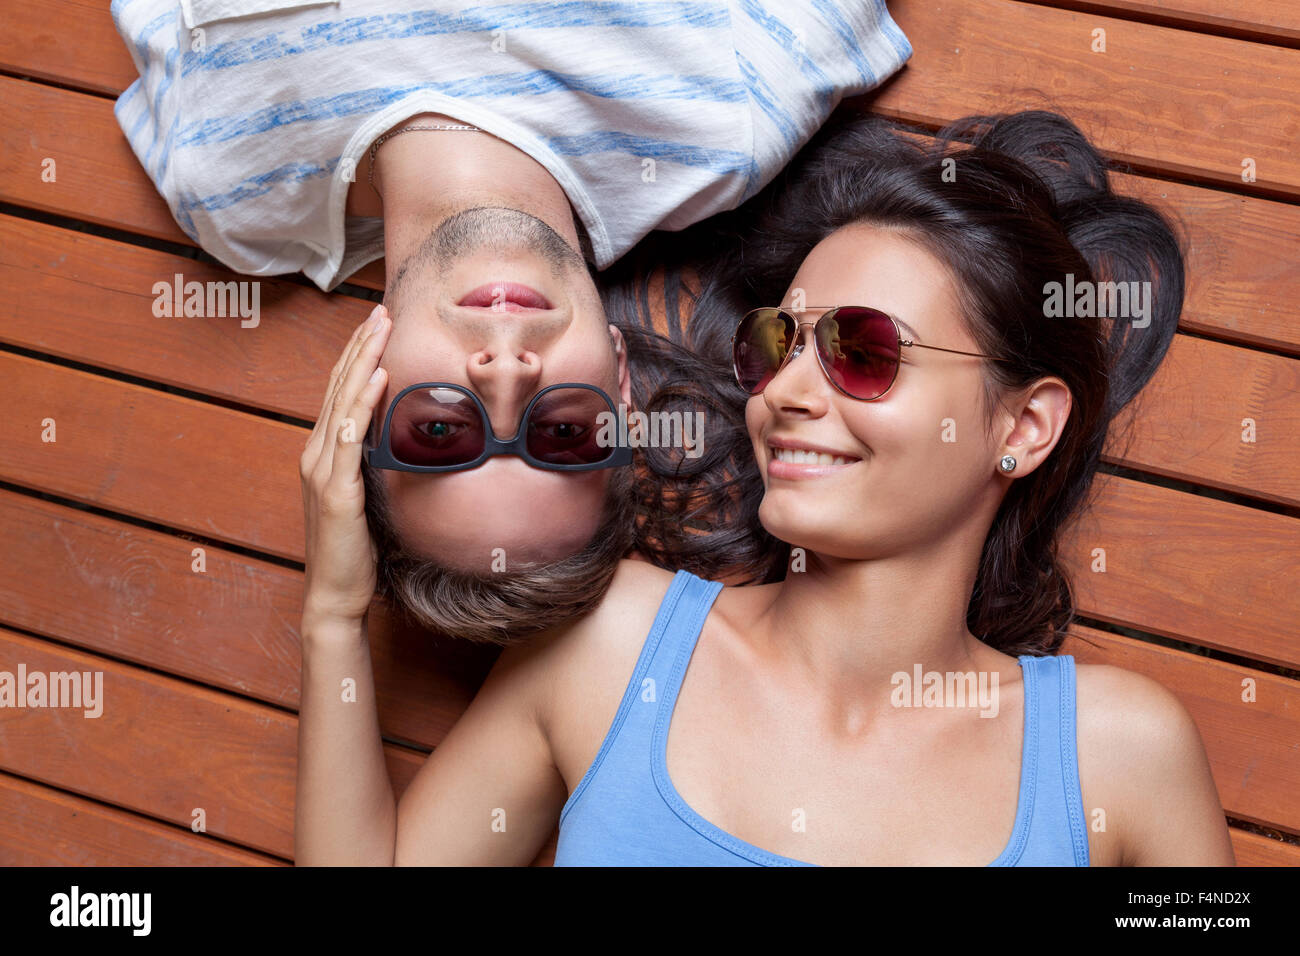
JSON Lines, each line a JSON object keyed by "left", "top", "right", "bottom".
{"left": 999, "top": 455, "right": 1017, "bottom": 474}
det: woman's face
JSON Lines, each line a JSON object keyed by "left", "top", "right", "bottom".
{"left": 745, "top": 222, "right": 1012, "bottom": 561}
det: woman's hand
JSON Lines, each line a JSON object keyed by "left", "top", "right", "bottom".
{"left": 298, "top": 304, "right": 392, "bottom": 630}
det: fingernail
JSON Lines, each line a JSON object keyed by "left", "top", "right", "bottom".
{"left": 368, "top": 368, "right": 383, "bottom": 384}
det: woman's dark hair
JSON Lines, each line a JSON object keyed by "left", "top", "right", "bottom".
{"left": 600, "top": 232, "right": 792, "bottom": 588}
{"left": 614, "top": 109, "right": 1185, "bottom": 655}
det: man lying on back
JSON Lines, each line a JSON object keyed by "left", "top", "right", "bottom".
{"left": 112, "top": 0, "right": 913, "bottom": 638}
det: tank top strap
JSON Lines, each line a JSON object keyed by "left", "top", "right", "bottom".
{"left": 643, "top": 570, "right": 724, "bottom": 691}
{"left": 1002, "top": 653, "right": 1090, "bottom": 866}
{"left": 656, "top": 571, "right": 725, "bottom": 680}
{"left": 557, "top": 569, "right": 722, "bottom": 829}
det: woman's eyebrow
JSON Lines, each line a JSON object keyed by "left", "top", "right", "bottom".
{"left": 803, "top": 304, "right": 925, "bottom": 342}
{"left": 894, "top": 317, "right": 923, "bottom": 343}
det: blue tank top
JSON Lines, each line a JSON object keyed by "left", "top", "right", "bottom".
{"left": 554, "top": 570, "right": 1090, "bottom": 866}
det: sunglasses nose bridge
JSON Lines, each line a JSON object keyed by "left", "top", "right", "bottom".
{"left": 774, "top": 320, "right": 816, "bottom": 375}
{"left": 480, "top": 398, "right": 535, "bottom": 446}
{"left": 763, "top": 324, "right": 828, "bottom": 409}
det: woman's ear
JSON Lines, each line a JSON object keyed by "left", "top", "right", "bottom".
{"left": 1000, "top": 376, "right": 1072, "bottom": 477}
{"left": 608, "top": 325, "right": 632, "bottom": 408}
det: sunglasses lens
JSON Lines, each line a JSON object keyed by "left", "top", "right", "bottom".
{"left": 816, "top": 307, "right": 899, "bottom": 399}
{"left": 733, "top": 308, "right": 794, "bottom": 394}
{"left": 387, "top": 387, "right": 486, "bottom": 467}
{"left": 525, "top": 387, "right": 615, "bottom": 466}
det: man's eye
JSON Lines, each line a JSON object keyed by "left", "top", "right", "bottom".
{"left": 533, "top": 422, "right": 587, "bottom": 441}
{"left": 415, "top": 421, "right": 461, "bottom": 440}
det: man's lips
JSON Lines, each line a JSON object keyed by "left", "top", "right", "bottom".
{"left": 457, "top": 282, "right": 552, "bottom": 311}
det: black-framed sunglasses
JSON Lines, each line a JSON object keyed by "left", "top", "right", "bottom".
{"left": 732, "top": 306, "right": 1006, "bottom": 401}
{"left": 365, "top": 382, "right": 632, "bottom": 473}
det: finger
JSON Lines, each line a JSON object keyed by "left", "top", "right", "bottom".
{"left": 323, "top": 304, "right": 385, "bottom": 426}
{"left": 318, "top": 305, "right": 386, "bottom": 452}
{"left": 317, "top": 311, "right": 392, "bottom": 478}
{"left": 305, "top": 305, "right": 385, "bottom": 462}
{"left": 318, "top": 316, "right": 389, "bottom": 479}
{"left": 328, "top": 364, "right": 389, "bottom": 492}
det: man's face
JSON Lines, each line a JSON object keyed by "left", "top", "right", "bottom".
{"left": 373, "top": 207, "right": 631, "bottom": 572}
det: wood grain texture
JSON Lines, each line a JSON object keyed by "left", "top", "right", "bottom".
{"left": 881, "top": 0, "right": 1300, "bottom": 198}
{"left": 1061, "top": 475, "right": 1299, "bottom": 670}
{"left": 0, "top": 0, "right": 137, "bottom": 95}
{"left": 1107, "top": 334, "right": 1300, "bottom": 508}
{"left": 1034, "top": 0, "right": 1300, "bottom": 45}
{"left": 0, "top": 491, "right": 500, "bottom": 751}
{"left": 0, "top": 772, "right": 285, "bottom": 865}
{"left": 0, "top": 627, "right": 427, "bottom": 859}
{"left": 0, "top": 215, "right": 376, "bottom": 419}
{"left": 0, "top": 76, "right": 187, "bottom": 243}
{"left": 1063, "top": 626, "right": 1300, "bottom": 835}
{"left": 1228, "top": 826, "right": 1300, "bottom": 865}
{"left": 0, "top": 627, "right": 559, "bottom": 866}
{"left": 1115, "top": 173, "right": 1300, "bottom": 355}
{"left": 2, "top": 350, "right": 306, "bottom": 560}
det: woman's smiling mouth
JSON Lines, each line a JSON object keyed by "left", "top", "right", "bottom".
{"left": 766, "top": 437, "right": 862, "bottom": 478}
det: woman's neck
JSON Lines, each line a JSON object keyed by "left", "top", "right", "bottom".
{"left": 346, "top": 112, "right": 580, "bottom": 286}
{"left": 744, "top": 516, "right": 1005, "bottom": 724}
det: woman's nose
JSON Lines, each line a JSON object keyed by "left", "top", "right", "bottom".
{"left": 763, "top": 327, "right": 829, "bottom": 418}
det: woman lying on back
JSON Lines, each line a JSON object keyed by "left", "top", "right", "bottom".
{"left": 296, "top": 110, "right": 1235, "bottom": 865}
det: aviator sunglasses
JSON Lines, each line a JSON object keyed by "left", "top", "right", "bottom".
{"left": 365, "top": 382, "right": 632, "bottom": 473}
{"left": 732, "top": 306, "right": 1005, "bottom": 401}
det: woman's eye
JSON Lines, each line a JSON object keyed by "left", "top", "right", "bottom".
{"left": 846, "top": 342, "right": 895, "bottom": 363}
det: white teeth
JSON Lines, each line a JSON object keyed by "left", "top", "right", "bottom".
{"left": 771, "top": 446, "right": 853, "bottom": 466}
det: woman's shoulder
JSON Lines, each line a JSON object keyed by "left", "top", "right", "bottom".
{"left": 605, "top": 557, "right": 684, "bottom": 602}
{"left": 508, "top": 559, "right": 680, "bottom": 737}
{"left": 1073, "top": 661, "right": 1204, "bottom": 782}
{"left": 1072, "top": 660, "right": 1200, "bottom": 747}
{"left": 1071, "top": 659, "right": 1224, "bottom": 863}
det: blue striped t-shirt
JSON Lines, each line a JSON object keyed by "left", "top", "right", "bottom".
{"left": 111, "top": 0, "right": 912, "bottom": 290}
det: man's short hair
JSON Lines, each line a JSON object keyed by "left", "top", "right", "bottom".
{"left": 361, "top": 460, "right": 636, "bottom": 644}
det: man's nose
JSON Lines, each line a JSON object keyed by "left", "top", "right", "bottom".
{"left": 465, "top": 344, "right": 544, "bottom": 437}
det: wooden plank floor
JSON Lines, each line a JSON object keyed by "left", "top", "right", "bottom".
{"left": 0, "top": 0, "right": 1297, "bottom": 866}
